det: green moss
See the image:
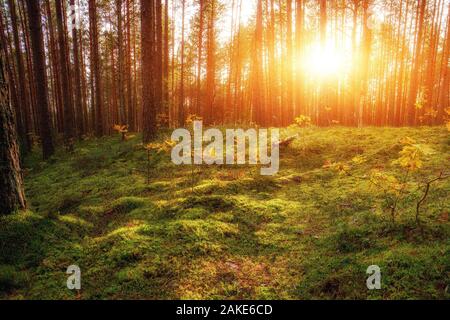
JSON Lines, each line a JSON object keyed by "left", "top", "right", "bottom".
{"left": 1, "top": 127, "right": 447, "bottom": 299}
{"left": 0, "top": 265, "right": 30, "bottom": 293}
{"left": 333, "top": 226, "right": 375, "bottom": 253}
{"left": 110, "top": 197, "right": 146, "bottom": 214}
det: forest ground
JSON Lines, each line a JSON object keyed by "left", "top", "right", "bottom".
{"left": 0, "top": 126, "right": 449, "bottom": 300}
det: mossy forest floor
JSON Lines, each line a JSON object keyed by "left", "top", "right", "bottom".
{"left": 1, "top": 126, "right": 449, "bottom": 299}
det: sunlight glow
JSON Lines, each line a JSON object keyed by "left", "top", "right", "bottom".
{"left": 302, "top": 42, "right": 347, "bottom": 78}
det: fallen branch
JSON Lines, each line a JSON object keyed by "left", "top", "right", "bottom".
{"left": 275, "top": 134, "right": 299, "bottom": 148}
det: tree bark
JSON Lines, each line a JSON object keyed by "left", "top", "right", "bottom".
{"left": 126, "top": 0, "right": 134, "bottom": 130}
{"left": 406, "top": 0, "right": 427, "bottom": 125}
{"left": 0, "top": 45, "right": 26, "bottom": 215}
{"left": 117, "top": 0, "right": 126, "bottom": 124}
{"left": 178, "top": 0, "right": 186, "bottom": 126}
{"left": 196, "top": 0, "right": 204, "bottom": 117}
{"left": 251, "top": 0, "right": 264, "bottom": 125}
{"left": 205, "top": 0, "right": 216, "bottom": 125}
{"left": 7, "top": 0, "right": 32, "bottom": 152}
{"left": 25, "top": 0, "right": 55, "bottom": 160}
{"left": 55, "top": 0, "right": 75, "bottom": 147}
{"left": 70, "top": 0, "right": 84, "bottom": 137}
{"left": 89, "top": 0, "right": 104, "bottom": 137}
{"left": 142, "top": 0, "right": 157, "bottom": 141}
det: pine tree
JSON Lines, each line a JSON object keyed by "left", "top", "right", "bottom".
{"left": 0, "top": 25, "right": 26, "bottom": 215}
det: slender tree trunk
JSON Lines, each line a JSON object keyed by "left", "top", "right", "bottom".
{"left": 251, "top": 0, "right": 264, "bottom": 125}
{"left": 406, "top": 0, "right": 427, "bottom": 125}
{"left": 233, "top": 0, "right": 243, "bottom": 124}
{"left": 126, "top": 0, "right": 134, "bottom": 130}
{"left": 349, "top": 0, "right": 361, "bottom": 126}
{"left": 295, "top": 0, "right": 304, "bottom": 119}
{"left": 89, "top": 0, "right": 103, "bottom": 136}
{"left": 142, "top": 0, "right": 157, "bottom": 141}
{"left": 358, "top": 0, "right": 372, "bottom": 127}
{"left": 117, "top": 0, "right": 126, "bottom": 124}
{"left": 44, "top": 0, "right": 64, "bottom": 134}
{"left": 55, "top": 0, "right": 75, "bottom": 148}
{"left": 178, "top": 0, "right": 186, "bottom": 126}
{"left": 196, "top": 0, "right": 204, "bottom": 117}
{"left": 163, "top": 0, "right": 169, "bottom": 119}
{"left": 286, "top": 0, "right": 293, "bottom": 125}
{"left": 205, "top": 0, "right": 216, "bottom": 125}
{"left": 7, "top": 0, "right": 31, "bottom": 152}
{"left": 25, "top": 0, "right": 55, "bottom": 159}
{"left": 70, "top": 0, "right": 84, "bottom": 137}
{"left": 79, "top": 24, "right": 89, "bottom": 134}
{"left": 266, "top": 0, "right": 277, "bottom": 126}
{"left": 154, "top": 0, "right": 163, "bottom": 121}
{"left": 315, "top": 0, "right": 327, "bottom": 126}
{"left": 19, "top": 0, "right": 37, "bottom": 134}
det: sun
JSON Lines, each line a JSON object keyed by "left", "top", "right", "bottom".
{"left": 301, "top": 42, "right": 347, "bottom": 78}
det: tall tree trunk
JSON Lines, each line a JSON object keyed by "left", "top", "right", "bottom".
{"left": 142, "top": 0, "right": 157, "bottom": 141}
{"left": 438, "top": 2, "right": 450, "bottom": 122}
{"left": 163, "top": 0, "right": 169, "bottom": 119}
{"left": 55, "top": 0, "right": 75, "bottom": 148}
{"left": 25, "top": 0, "right": 55, "bottom": 159}
{"left": 350, "top": 0, "right": 359, "bottom": 126}
{"left": 266, "top": 0, "right": 277, "bottom": 126}
{"left": 126, "top": 0, "right": 134, "bottom": 130}
{"left": 251, "top": 0, "right": 264, "bottom": 125}
{"left": 70, "top": 0, "right": 84, "bottom": 137}
{"left": 286, "top": 0, "right": 293, "bottom": 125}
{"left": 155, "top": 0, "right": 163, "bottom": 119}
{"left": 395, "top": 0, "right": 411, "bottom": 126}
{"left": 79, "top": 23, "right": 89, "bottom": 134}
{"left": 0, "top": 45, "right": 26, "bottom": 215}
{"left": 358, "top": 0, "right": 372, "bottom": 127}
{"left": 225, "top": 0, "right": 235, "bottom": 123}
{"left": 196, "top": 0, "right": 204, "bottom": 117}
{"left": 317, "top": 0, "right": 327, "bottom": 126}
{"left": 45, "top": 0, "right": 64, "bottom": 134}
{"left": 19, "top": 0, "right": 38, "bottom": 134}
{"left": 0, "top": 10, "right": 21, "bottom": 142}
{"left": 117, "top": 0, "right": 126, "bottom": 124}
{"left": 205, "top": 0, "right": 216, "bottom": 125}
{"left": 7, "top": 0, "right": 31, "bottom": 152}
{"left": 89, "top": 0, "right": 103, "bottom": 136}
{"left": 295, "top": 0, "right": 304, "bottom": 119}
{"left": 406, "top": 0, "right": 427, "bottom": 125}
{"left": 178, "top": 0, "right": 186, "bottom": 126}
{"left": 233, "top": 0, "right": 243, "bottom": 124}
